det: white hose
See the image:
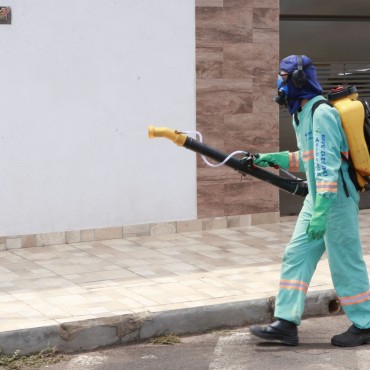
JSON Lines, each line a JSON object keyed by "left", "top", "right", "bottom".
{"left": 182, "top": 131, "right": 248, "bottom": 168}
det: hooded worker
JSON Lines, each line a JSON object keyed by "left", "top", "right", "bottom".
{"left": 249, "top": 55, "right": 370, "bottom": 347}
{"left": 275, "top": 55, "right": 323, "bottom": 114}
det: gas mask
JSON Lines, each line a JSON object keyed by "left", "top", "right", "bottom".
{"left": 274, "top": 75, "right": 289, "bottom": 106}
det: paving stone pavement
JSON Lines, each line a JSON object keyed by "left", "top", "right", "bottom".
{"left": 1, "top": 210, "right": 370, "bottom": 353}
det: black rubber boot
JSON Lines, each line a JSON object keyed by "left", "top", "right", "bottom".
{"left": 331, "top": 325, "right": 370, "bottom": 347}
{"left": 249, "top": 319, "right": 298, "bottom": 346}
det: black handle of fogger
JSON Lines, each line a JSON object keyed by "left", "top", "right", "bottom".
{"left": 183, "top": 137, "right": 308, "bottom": 197}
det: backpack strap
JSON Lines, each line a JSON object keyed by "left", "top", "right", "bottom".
{"left": 293, "top": 100, "right": 331, "bottom": 126}
{"left": 310, "top": 99, "right": 351, "bottom": 197}
{"left": 293, "top": 111, "right": 299, "bottom": 126}
{"left": 311, "top": 99, "right": 332, "bottom": 117}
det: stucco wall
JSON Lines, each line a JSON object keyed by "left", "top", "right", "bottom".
{"left": 0, "top": 0, "right": 196, "bottom": 237}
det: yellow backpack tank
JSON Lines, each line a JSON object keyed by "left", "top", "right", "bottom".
{"left": 327, "top": 86, "right": 370, "bottom": 191}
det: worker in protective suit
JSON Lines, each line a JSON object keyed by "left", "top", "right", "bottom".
{"left": 249, "top": 55, "right": 370, "bottom": 347}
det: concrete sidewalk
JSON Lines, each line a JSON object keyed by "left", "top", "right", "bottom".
{"left": 1, "top": 210, "right": 370, "bottom": 354}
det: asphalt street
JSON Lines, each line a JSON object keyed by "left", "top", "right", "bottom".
{"left": 41, "top": 314, "right": 370, "bottom": 370}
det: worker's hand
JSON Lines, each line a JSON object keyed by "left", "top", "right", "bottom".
{"left": 254, "top": 151, "right": 290, "bottom": 169}
{"left": 306, "top": 195, "right": 334, "bottom": 241}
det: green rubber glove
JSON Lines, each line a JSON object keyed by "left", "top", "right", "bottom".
{"left": 254, "top": 151, "right": 290, "bottom": 169}
{"left": 306, "top": 195, "right": 334, "bottom": 241}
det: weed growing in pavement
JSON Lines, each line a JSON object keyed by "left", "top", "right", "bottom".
{"left": 150, "top": 334, "right": 181, "bottom": 345}
{"left": 0, "top": 347, "right": 70, "bottom": 370}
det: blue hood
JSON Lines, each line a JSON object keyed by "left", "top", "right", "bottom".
{"left": 280, "top": 55, "right": 323, "bottom": 114}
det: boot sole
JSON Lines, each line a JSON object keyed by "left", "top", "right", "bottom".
{"left": 331, "top": 338, "right": 370, "bottom": 347}
{"left": 250, "top": 327, "right": 299, "bottom": 346}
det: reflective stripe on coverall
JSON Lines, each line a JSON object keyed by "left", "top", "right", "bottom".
{"left": 274, "top": 95, "right": 370, "bottom": 328}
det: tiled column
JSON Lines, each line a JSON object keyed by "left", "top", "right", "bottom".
{"left": 196, "top": 0, "right": 280, "bottom": 218}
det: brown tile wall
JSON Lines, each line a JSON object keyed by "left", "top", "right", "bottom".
{"left": 196, "top": 0, "right": 280, "bottom": 218}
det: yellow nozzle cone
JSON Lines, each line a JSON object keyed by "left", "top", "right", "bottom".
{"left": 147, "top": 126, "right": 187, "bottom": 146}
{"left": 148, "top": 125, "right": 156, "bottom": 139}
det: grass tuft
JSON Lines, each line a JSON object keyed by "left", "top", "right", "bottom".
{"left": 0, "top": 347, "right": 69, "bottom": 370}
{"left": 150, "top": 334, "right": 181, "bottom": 345}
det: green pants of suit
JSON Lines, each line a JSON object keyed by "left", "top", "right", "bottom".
{"left": 275, "top": 178, "right": 370, "bottom": 328}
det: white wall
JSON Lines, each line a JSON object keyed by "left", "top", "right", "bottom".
{"left": 0, "top": 0, "right": 196, "bottom": 236}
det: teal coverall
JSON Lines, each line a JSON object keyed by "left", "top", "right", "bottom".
{"left": 274, "top": 95, "right": 370, "bottom": 328}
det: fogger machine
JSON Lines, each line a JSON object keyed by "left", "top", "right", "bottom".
{"left": 148, "top": 126, "right": 308, "bottom": 197}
